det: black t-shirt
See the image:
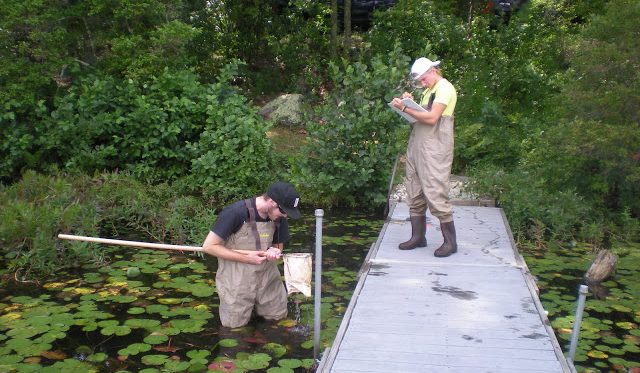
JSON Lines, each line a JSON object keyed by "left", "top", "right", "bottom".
{"left": 211, "top": 198, "right": 290, "bottom": 245}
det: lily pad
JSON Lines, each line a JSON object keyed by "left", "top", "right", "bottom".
{"left": 186, "top": 350, "right": 210, "bottom": 360}
{"left": 87, "top": 352, "right": 108, "bottom": 362}
{"left": 126, "top": 267, "right": 141, "bottom": 278}
{"left": 189, "top": 284, "right": 215, "bottom": 297}
{"left": 110, "top": 295, "right": 138, "bottom": 304}
{"left": 124, "top": 318, "right": 161, "bottom": 330}
{"left": 141, "top": 354, "right": 169, "bottom": 366}
{"left": 118, "top": 343, "right": 152, "bottom": 356}
{"left": 0, "top": 354, "right": 23, "bottom": 365}
{"left": 208, "top": 360, "right": 236, "bottom": 372}
{"left": 145, "top": 304, "right": 169, "bottom": 314}
{"left": 170, "top": 319, "right": 205, "bottom": 333}
{"left": 616, "top": 322, "right": 637, "bottom": 330}
{"left": 127, "top": 307, "right": 146, "bottom": 315}
{"left": 266, "top": 368, "right": 293, "bottom": 373}
{"left": 217, "top": 339, "right": 239, "bottom": 348}
{"left": 143, "top": 333, "right": 169, "bottom": 345}
{"left": 237, "top": 352, "right": 271, "bottom": 370}
{"left": 300, "top": 340, "right": 314, "bottom": 349}
{"left": 164, "top": 360, "right": 190, "bottom": 371}
{"left": 301, "top": 359, "right": 315, "bottom": 369}
{"left": 263, "top": 343, "right": 287, "bottom": 358}
{"left": 277, "top": 358, "right": 302, "bottom": 368}
{"left": 157, "top": 298, "right": 182, "bottom": 305}
{"left": 98, "top": 320, "right": 131, "bottom": 336}
{"left": 587, "top": 350, "right": 608, "bottom": 359}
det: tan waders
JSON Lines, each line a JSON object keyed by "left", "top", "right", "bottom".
{"left": 216, "top": 200, "right": 287, "bottom": 328}
{"left": 403, "top": 116, "right": 458, "bottom": 256}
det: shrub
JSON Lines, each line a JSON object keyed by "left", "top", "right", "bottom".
{"left": 0, "top": 100, "right": 49, "bottom": 183}
{"left": 0, "top": 171, "right": 215, "bottom": 280}
{"left": 0, "top": 171, "right": 99, "bottom": 279}
{"left": 39, "top": 69, "right": 209, "bottom": 182}
{"left": 188, "top": 62, "right": 279, "bottom": 204}
{"left": 466, "top": 164, "right": 588, "bottom": 244}
{"left": 291, "top": 45, "right": 409, "bottom": 207}
{"left": 91, "top": 172, "right": 214, "bottom": 245}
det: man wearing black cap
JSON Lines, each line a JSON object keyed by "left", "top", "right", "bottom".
{"left": 201, "top": 182, "right": 302, "bottom": 328}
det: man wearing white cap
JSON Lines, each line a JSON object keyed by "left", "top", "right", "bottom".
{"left": 202, "top": 182, "right": 302, "bottom": 327}
{"left": 391, "top": 57, "right": 458, "bottom": 257}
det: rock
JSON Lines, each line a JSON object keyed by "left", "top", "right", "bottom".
{"left": 259, "top": 93, "right": 304, "bottom": 127}
{"left": 390, "top": 174, "right": 495, "bottom": 207}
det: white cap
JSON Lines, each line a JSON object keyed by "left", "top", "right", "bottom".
{"left": 411, "top": 57, "right": 441, "bottom": 80}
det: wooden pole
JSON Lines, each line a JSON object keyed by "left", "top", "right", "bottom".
{"left": 57, "top": 234, "right": 257, "bottom": 255}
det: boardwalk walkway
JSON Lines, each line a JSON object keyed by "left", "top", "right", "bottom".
{"left": 317, "top": 202, "right": 573, "bottom": 373}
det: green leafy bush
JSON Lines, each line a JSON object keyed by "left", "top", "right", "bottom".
{"left": 291, "top": 46, "right": 409, "bottom": 207}
{"left": 30, "top": 61, "right": 277, "bottom": 204}
{"left": 453, "top": 2, "right": 566, "bottom": 171}
{"left": 187, "top": 62, "right": 279, "bottom": 204}
{"left": 192, "top": 1, "right": 333, "bottom": 97}
{"left": 0, "top": 100, "right": 47, "bottom": 182}
{"left": 106, "top": 20, "right": 202, "bottom": 80}
{"left": 40, "top": 69, "right": 209, "bottom": 182}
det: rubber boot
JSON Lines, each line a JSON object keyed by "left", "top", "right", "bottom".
{"left": 434, "top": 221, "right": 457, "bottom": 257}
{"left": 399, "top": 215, "right": 427, "bottom": 250}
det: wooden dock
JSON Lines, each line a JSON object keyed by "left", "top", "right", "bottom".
{"left": 317, "top": 202, "right": 573, "bottom": 373}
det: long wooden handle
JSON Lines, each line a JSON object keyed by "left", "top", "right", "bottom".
{"left": 57, "top": 234, "right": 257, "bottom": 255}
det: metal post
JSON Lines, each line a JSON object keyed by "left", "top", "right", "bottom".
{"left": 313, "top": 209, "right": 324, "bottom": 360}
{"left": 568, "top": 285, "right": 589, "bottom": 363}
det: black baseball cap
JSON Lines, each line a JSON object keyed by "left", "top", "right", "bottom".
{"left": 267, "top": 182, "right": 302, "bottom": 219}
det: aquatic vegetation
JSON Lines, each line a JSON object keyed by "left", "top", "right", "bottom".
{"left": 0, "top": 210, "right": 383, "bottom": 372}
{"left": 522, "top": 243, "right": 640, "bottom": 372}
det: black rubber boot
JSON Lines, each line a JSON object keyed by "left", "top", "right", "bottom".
{"left": 434, "top": 221, "right": 457, "bottom": 257}
{"left": 399, "top": 215, "right": 427, "bottom": 250}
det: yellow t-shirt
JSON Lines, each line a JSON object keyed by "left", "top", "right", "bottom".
{"left": 420, "top": 78, "right": 457, "bottom": 117}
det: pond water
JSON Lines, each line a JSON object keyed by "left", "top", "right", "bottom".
{"left": 520, "top": 243, "right": 640, "bottom": 372}
{"left": 0, "top": 209, "right": 638, "bottom": 372}
{"left": 0, "top": 209, "right": 384, "bottom": 373}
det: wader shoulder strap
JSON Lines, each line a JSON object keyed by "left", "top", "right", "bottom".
{"left": 243, "top": 199, "right": 262, "bottom": 251}
{"left": 426, "top": 92, "right": 436, "bottom": 111}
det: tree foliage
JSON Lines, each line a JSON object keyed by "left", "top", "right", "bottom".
{"left": 526, "top": 0, "right": 640, "bottom": 219}
{"left": 193, "top": 0, "right": 332, "bottom": 96}
{"left": 0, "top": 0, "right": 637, "bottom": 250}
{"left": 0, "top": 0, "right": 204, "bottom": 112}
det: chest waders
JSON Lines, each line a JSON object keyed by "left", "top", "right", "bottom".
{"left": 215, "top": 199, "right": 288, "bottom": 328}
{"left": 401, "top": 116, "right": 456, "bottom": 254}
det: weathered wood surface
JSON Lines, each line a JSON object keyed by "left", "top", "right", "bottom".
{"left": 318, "top": 202, "right": 572, "bottom": 373}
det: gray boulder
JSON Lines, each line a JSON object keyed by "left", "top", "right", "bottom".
{"left": 259, "top": 93, "right": 304, "bottom": 127}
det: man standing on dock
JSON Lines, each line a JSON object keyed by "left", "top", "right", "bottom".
{"left": 201, "top": 182, "right": 302, "bottom": 327}
{"left": 391, "top": 57, "right": 458, "bottom": 257}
